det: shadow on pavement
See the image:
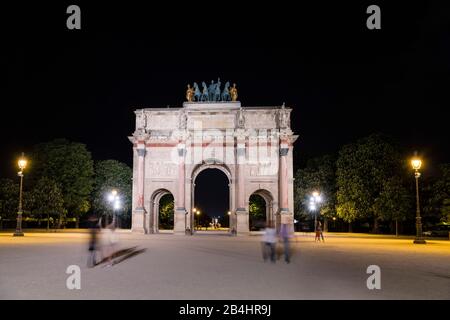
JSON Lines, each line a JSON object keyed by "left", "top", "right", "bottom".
{"left": 96, "top": 246, "right": 146, "bottom": 266}
{"left": 112, "top": 248, "right": 147, "bottom": 265}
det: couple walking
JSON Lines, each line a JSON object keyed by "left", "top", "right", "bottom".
{"left": 262, "top": 222, "right": 294, "bottom": 263}
{"left": 87, "top": 215, "right": 119, "bottom": 268}
{"left": 315, "top": 221, "right": 325, "bottom": 242}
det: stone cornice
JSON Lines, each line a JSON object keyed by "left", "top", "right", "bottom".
{"left": 129, "top": 132, "right": 149, "bottom": 144}
{"left": 183, "top": 101, "right": 241, "bottom": 110}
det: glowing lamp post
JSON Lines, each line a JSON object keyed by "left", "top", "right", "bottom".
{"left": 196, "top": 210, "right": 201, "bottom": 230}
{"left": 14, "top": 153, "right": 27, "bottom": 236}
{"left": 411, "top": 158, "right": 426, "bottom": 244}
{"left": 309, "top": 191, "right": 322, "bottom": 232}
{"left": 108, "top": 189, "right": 121, "bottom": 228}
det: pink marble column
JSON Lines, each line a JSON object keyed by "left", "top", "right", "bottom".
{"left": 136, "top": 144, "right": 146, "bottom": 210}
{"left": 235, "top": 142, "right": 249, "bottom": 235}
{"left": 236, "top": 146, "right": 246, "bottom": 211}
{"left": 177, "top": 145, "right": 186, "bottom": 210}
{"left": 279, "top": 141, "right": 289, "bottom": 212}
{"left": 174, "top": 144, "right": 188, "bottom": 235}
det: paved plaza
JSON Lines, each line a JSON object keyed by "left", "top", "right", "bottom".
{"left": 0, "top": 231, "right": 449, "bottom": 299}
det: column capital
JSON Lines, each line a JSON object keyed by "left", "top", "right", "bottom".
{"left": 130, "top": 132, "right": 150, "bottom": 143}
{"left": 279, "top": 128, "right": 293, "bottom": 138}
{"left": 178, "top": 147, "right": 187, "bottom": 157}
{"left": 137, "top": 148, "right": 146, "bottom": 157}
{"left": 279, "top": 148, "right": 289, "bottom": 156}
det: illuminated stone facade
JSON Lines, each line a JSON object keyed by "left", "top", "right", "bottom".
{"left": 129, "top": 101, "right": 297, "bottom": 235}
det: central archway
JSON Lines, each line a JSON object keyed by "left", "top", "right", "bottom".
{"left": 191, "top": 163, "right": 232, "bottom": 232}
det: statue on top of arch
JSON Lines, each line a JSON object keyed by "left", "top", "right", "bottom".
{"left": 185, "top": 78, "right": 237, "bottom": 102}
{"left": 136, "top": 109, "right": 147, "bottom": 133}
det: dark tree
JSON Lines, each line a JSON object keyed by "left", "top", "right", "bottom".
{"left": 92, "top": 160, "right": 132, "bottom": 227}
{"left": 425, "top": 163, "right": 450, "bottom": 223}
{"left": 30, "top": 139, "right": 94, "bottom": 228}
{"left": 31, "top": 177, "right": 65, "bottom": 230}
{"left": 294, "top": 154, "right": 336, "bottom": 231}
{"left": 159, "top": 194, "right": 174, "bottom": 230}
{"left": 249, "top": 194, "right": 266, "bottom": 230}
{"left": 336, "top": 134, "right": 410, "bottom": 233}
{"left": 373, "top": 176, "right": 412, "bottom": 235}
{"left": 0, "top": 179, "right": 19, "bottom": 224}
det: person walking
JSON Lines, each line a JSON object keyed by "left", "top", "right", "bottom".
{"left": 279, "top": 222, "right": 294, "bottom": 263}
{"left": 87, "top": 214, "right": 100, "bottom": 268}
{"left": 103, "top": 216, "right": 119, "bottom": 267}
{"left": 315, "top": 221, "right": 325, "bottom": 242}
{"left": 262, "top": 223, "right": 277, "bottom": 262}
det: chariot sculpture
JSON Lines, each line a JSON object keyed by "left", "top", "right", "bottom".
{"left": 186, "top": 79, "right": 238, "bottom": 102}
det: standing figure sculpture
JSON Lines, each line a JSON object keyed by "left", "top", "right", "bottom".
{"left": 216, "top": 78, "right": 221, "bottom": 100}
{"left": 208, "top": 80, "right": 216, "bottom": 101}
{"left": 186, "top": 84, "right": 195, "bottom": 102}
{"left": 179, "top": 110, "right": 187, "bottom": 129}
{"left": 279, "top": 104, "right": 290, "bottom": 128}
{"left": 230, "top": 83, "right": 238, "bottom": 101}
{"left": 201, "top": 82, "right": 209, "bottom": 101}
{"left": 137, "top": 109, "right": 147, "bottom": 133}
{"left": 193, "top": 82, "right": 201, "bottom": 102}
{"left": 221, "top": 82, "right": 231, "bottom": 101}
{"left": 214, "top": 81, "right": 221, "bottom": 101}
{"left": 237, "top": 108, "right": 245, "bottom": 128}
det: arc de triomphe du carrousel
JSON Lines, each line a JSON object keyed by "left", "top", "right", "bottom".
{"left": 129, "top": 80, "right": 298, "bottom": 235}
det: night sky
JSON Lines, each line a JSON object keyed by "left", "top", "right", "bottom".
{"left": 2, "top": 2, "right": 450, "bottom": 216}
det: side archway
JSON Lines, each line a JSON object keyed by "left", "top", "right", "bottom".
{"left": 248, "top": 189, "right": 274, "bottom": 230}
{"left": 149, "top": 189, "right": 174, "bottom": 233}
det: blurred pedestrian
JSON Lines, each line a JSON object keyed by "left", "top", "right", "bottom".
{"left": 103, "top": 216, "right": 119, "bottom": 267}
{"left": 279, "top": 222, "right": 294, "bottom": 263}
{"left": 315, "top": 221, "right": 325, "bottom": 242}
{"left": 262, "top": 223, "right": 277, "bottom": 262}
{"left": 87, "top": 214, "right": 100, "bottom": 268}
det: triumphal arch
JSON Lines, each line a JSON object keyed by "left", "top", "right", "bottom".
{"left": 129, "top": 80, "right": 298, "bottom": 235}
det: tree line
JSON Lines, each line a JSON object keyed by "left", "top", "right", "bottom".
{"left": 294, "top": 134, "right": 449, "bottom": 234}
{"left": 0, "top": 139, "right": 132, "bottom": 229}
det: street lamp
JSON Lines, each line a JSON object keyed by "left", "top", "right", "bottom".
{"left": 108, "top": 189, "right": 121, "bottom": 228}
{"left": 411, "top": 157, "right": 426, "bottom": 244}
{"left": 196, "top": 210, "right": 201, "bottom": 230}
{"left": 14, "top": 153, "right": 27, "bottom": 236}
{"left": 192, "top": 208, "right": 197, "bottom": 231}
{"left": 309, "top": 191, "right": 322, "bottom": 232}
